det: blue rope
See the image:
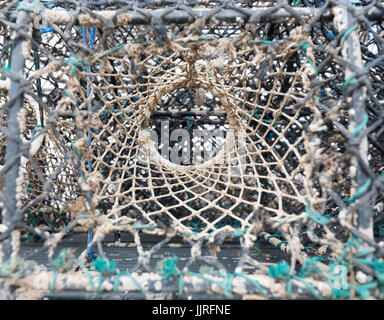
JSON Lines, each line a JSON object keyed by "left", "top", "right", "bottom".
{"left": 34, "top": 1, "right": 55, "bottom": 33}
{"left": 82, "top": 0, "right": 97, "bottom": 262}
{"left": 87, "top": 228, "right": 97, "bottom": 261}
{"left": 40, "top": 26, "right": 55, "bottom": 34}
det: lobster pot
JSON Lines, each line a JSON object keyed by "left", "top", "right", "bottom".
{"left": 0, "top": 0, "right": 383, "bottom": 300}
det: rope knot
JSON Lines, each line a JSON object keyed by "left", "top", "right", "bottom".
{"left": 157, "top": 256, "right": 180, "bottom": 280}
{"left": 269, "top": 261, "right": 290, "bottom": 279}
{"left": 91, "top": 258, "right": 117, "bottom": 275}
{"left": 67, "top": 53, "right": 90, "bottom": 75}
{"left": 17, "top": 0, "right": 43, "bottom": 16}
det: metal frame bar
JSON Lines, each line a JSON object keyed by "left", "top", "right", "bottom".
{"left": 334, "top": 3, "right": 373, "bottom": 240}
{"left": 1, "top": 3, "right": 32, "bottom": 263}
{"left": 38, "top": 7, "right": 382, "bottom": 27}
{"left": 0, "top": 0, "right": 33, "bottom": 299}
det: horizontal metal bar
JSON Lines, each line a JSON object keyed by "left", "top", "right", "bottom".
{"left": 40, "top": 7, "right": 383, "bottom": 27}
{"left": 20, "top": 270, "right": 332, "bottom": 298}
{"left": 150, "top": 110, "right": 227, "bottom": 118}
{"left": 42, "top": 7, "right": 328, "bottom": 27}
{"left": 57, "top": 109, "right": 227, "bottom": 119}
{"left": 150, "top": 119, "right": 227, "bottom": 126}
{"left": 43, "top": 291, "right": 147, "bottom": 300}
{"left": 43, "top": 291, "right": 245, "bottom": 300}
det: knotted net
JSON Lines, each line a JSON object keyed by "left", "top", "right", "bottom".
{"left": 0, "top": 0, "right": 383, "bottom": 300}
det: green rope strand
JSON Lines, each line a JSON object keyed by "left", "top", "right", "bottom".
{"left": 305, "top": 199, "right": 330, "bottom": 225}
{"left": 99, "top": 45, "right": 125, "bottom": 59}
{"left": 232, "top": 272, "right": 267, "bottom": 298}
{"left": 344, "top": 178, "right": 372, "bottom": 204}
{"left": 341, "top": 24, "right": 359, "bottom": 45}
{"left": 351, "top": 112, "right": 369, "bottom": 136}
{"left": 113, "top": 271, "right": 148, "bottom": 295}
{"left": 343, "top": 72, "right": 357, "bottom": 92}
{"left": 17, "top": 0, "right": 42, "bottom": 15}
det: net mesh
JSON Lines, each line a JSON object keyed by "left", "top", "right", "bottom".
{"left": 0, "top": 0, "right": 383, "bottom": 300}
